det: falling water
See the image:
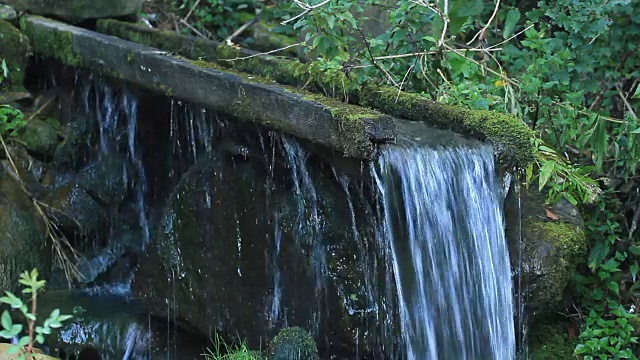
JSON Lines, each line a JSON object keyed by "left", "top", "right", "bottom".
{"left": 374, "top": 134, "right": 515, "bottom": 359}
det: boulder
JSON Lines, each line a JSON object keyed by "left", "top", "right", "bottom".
{"left": 41, "top": 181, "right": 107, "bottom": 235}
{"left": 53, "top": 114, "right": 97, "bottom": 168}
{"left": 76, "top": 155, "right": 129, "bottom": 208}
{"left": 0, "top": 5, "right": 17, "bottom": 20}
{"left": 132, "top": 150, "right": 390, "bottom": 356}
{"left": 19, "top": 118, "right": 60, "bottom": 158}
{"left": 0, "top": 166, "right": 50, "bottom": 293}
{"left": 504, "top": 186, "right": 587, "bottom": 321}
{"left": 132, "top": 156, "right": 275, "bottom": 346}
{"left": 0, "top": 19, "right": 30, "bottom": 91}
{"left": 527, "top": 321, "right": 577, "bottom": 360}
{"left": 3, "top": 0, "right": 145, "bottom": 22}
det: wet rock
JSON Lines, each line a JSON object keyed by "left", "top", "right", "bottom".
{"left": 54, "top": 114, "right": 96, "bottom": 167}
{"left": 38, "top": 291, "right": 205, "bottom": 359}
{"left": 3, "top": 0, "right": 144, "bottom": 22}
{"left": 6, "top": 145, "right": 45, "bottom": 182}
{"left": 0, "top": 166, "right": 50, "bottom": 293}
{"left": 0, "top": 5, "right": 17, "bottom": 20}
{"left": 269, "top": 327, "right": 319, "bottom": 360}
{"left": 19, "top": 118, "right": 60, "bottom": 158}
{"left": 133, "top": 156, "right": 273, "bottom": 346}
{"left": 76, "top": 156, "right": 129, "bottom": 208}
{"left": 504, "top": 187, "right": 587, "bottom": 321}
{"left": 0, "top": 19, "right": 30, "bottom": 91}
{"left": 42, "top": 181, "right": 107, "bottom": 235}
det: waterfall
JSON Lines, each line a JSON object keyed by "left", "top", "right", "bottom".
{"left": 374, "top": 138, "right": 515, "bottom": 359}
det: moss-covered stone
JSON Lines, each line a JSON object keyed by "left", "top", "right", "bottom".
{"left": 269, "top": 327, "right": 319, "bottom": 360}
{"left": 523, "top": 220, "right": 586, "bottom": 306}
{"left": 505, "top": 187, "right": 587, "bottom": 321}
{"left": 19, "top": 16, "right": 82, "bottom": 67}
{"left": 96, "top": 19, "right": 534, "bottom": 169}
{"left": 19, "top": 118, "right": 59, "bottom": 158}
{"left": 0, "top": 19, "right": 31, "bottom": 91}
{"left": 528, "top": 321, "right": 578, "bottom": 360}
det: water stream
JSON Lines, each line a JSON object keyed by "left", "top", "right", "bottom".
{"left": 29, "top": 62, "right": 518, "bottom": 359}
{"left": 373, "top": 124, "right": 516, "bottom": 359}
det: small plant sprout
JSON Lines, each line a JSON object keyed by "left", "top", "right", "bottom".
{"left": 0, "top": 269, "right": 73, "bottom": 360}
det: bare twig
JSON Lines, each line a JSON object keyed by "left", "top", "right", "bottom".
{"left": 179, "top": 19, "right": 208, "bottom": 39}
{"left": 443, "top": 43, "right": 517, "bottom": 85}
{"left": 221, "top": 42, "right": 303, "bottom": 61}
{"left": 373, "top": 47, "right": 501, "bottom": 61}
{"left": 617, "top": 85, "right": 638, "bottom": 120}
{"left": 282, "top": 0, "right": 331, "bottom": 25}
{"left": 439, "top": 0, "right": 449, "bottom": 46}
{"left": 487, "top": 24, "right": 535, "bottom": 50}
{"left": 467, "top": 0, "right": 501, "bottom": 45}
{"left": 183, "top": 0, "right": 202, "bottom": 23}
{"left": 226, "top": 11, "right": 262, "bottom": 46}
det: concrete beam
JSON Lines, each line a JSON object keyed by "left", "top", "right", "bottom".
{"left": 21, "top": 16, "right": 396, "bottom": 159}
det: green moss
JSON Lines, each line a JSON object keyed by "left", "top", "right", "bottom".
{"left": 96, "top": 18, "right": 534, "bottom": 168}
{"left": 528, "top": 322, "right": 578, "bottom": 360}
{"left": 359, "top": 86, "right": 535, "bottom": 170}
{"left": 525, "top": 220, "right": 587, "bottom": 305}
{"left": 269, "top": 327, "right": 319, "bottom": 360}
{"left": 20, "top": 16, "right": 83, "bottom": 67}
{"left": 0, "top": 19, "right": 31, "bottom": 91}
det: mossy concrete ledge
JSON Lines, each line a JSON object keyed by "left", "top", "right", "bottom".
{"left": 21, "top": 16, "right": 396, "bottom": 159}
{"left": 96, "top": 19, "right": 534, "bottom": 170}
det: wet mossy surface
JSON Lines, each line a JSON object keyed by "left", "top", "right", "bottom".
{"left": 20, "top": 15, "right": 82, "bottom": 67}
{"left": 0, "top": 19, "right": 31, "bottom": 91}
{"left": 96, "top": 19, "right": 534, "bottom": 169}
{"left": 528, "top": 321, "right": 578, "bottom": 360}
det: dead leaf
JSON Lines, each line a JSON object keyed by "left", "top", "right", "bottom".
{"left": 545, "top": 208, "right": 559, "bottom": 221}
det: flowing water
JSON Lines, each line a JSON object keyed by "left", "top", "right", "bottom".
{"left": 30, "top": 62, "right": 518, "bottom": 359}
{"left": 374, "top": 123, "right": 516, "bottom": 359}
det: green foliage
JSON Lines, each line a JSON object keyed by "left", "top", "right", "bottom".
{"left": 204, "top": 334, "right": 262, "bottom": 360}
{"left": 0, "top": 104, "right": 27, "bottom": 138}
{"left": 278, "top": 0, "right": 640, "bottom": 357}
{"left": 173, "top": 0, "right": 261, "bottom": 40}
{"left": 0, "top": 269, "right": 73, "bottom": 360}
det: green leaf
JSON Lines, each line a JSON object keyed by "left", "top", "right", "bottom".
{"left": 449, "top": 0, "right": 484, "bottom": 18}
{"left": 538, "top": 160, "right": 555, "bottom": 191}
{"left": 633, "top": 85, "right": 640, "bottom": 99}
{"left": 1, "top": 60, "right": 8, "bottom": 78}
{"left": 6, "top": 344, "right": 20, "bottom": 355}
{"left": 607, "top": 281, "right": 619, "bottom": 295}
{"left": 1, "top": 311, "right": 11, "bottom": 330}
{"left": 631, "top": 262, "right": 638, "bottom": 282}
{"left": 17, "top": 336, "right": 29, "bottom": 347}
{"left": 630, "top": 245, "right": 640, "bottom": 256}
{"left": 503, "top": 9, "right": 521, "bottom": 39}
{"left": 563, "top": 193, "right": 578, "bottom": 205}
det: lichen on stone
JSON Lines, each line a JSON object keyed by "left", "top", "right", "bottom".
{"left": 528, "top": 321, "right": 578, "bottom": 360}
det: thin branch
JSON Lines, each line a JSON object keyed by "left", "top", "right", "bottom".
{"left": 282, "top": 0, "right": 331, "bottom": 25}
{"left": 438, "top": 0, "right": 449, "bottom": 46}
{"left": 179, "top": 19, "right": 208, "bottom": 39}
{"left": 183, "top": 0, "right": 202, "bottom": 23}
{"left": 373, "top": 47, "right": 501, "bottom": 61}
{"left": 443, "top": 43, "right": 517, "bottom": 85}
{"left": 617, "top": 86, "right": 638, "bottom": 120}
{"left": 467, "top": 0, "right": 501, "bottom": 45}
{"left": 221, "top": 42, "right": 303, "bottom": 61}
{"left": 487, "top": 24, "right": 534, "bottom": 50}
{"left": 226, "top": 12, "right": 261, "bottom": 46}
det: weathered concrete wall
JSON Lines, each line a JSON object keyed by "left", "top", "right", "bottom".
{"left": 20, "top": 16, "right": 396, "bottom": 159}
{"left": 97, "top": 19, "right": 535, "bottom": 170}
